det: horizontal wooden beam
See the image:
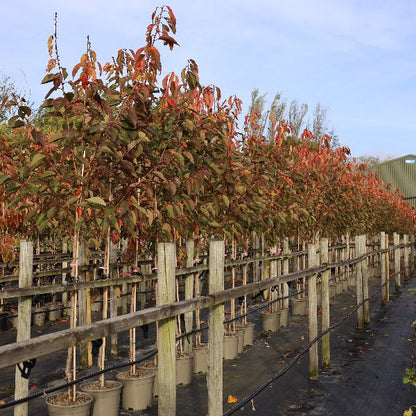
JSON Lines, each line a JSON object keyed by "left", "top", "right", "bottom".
{"left": 0, "top": 264, "right": 329, "bottom": 369}
{"left": 0, "top": 297, "right": 211, "bottom": 370}
{"left": 0, "top": 240, "right": 412, "bottom": 369}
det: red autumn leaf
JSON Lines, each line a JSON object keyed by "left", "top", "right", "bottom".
{"left": 159, "top": 32, "right": 179, "bottom": 50}
{"left": 81, "top": 73, "right": 89, "bottom": 88}
{"left": 165, "top": 94, "right": 176, "bottom": 107}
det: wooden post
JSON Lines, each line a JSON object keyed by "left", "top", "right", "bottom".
{"left": 253, "top": 232, "right": 260, "bottom": 282}
{"left": 385, "top": 233, "right": 390, "bottom": 302}
{"left": 184, "top": 239, "right": 194, "bottom": 354}
{"left": 355, "top": 236, "right": 364, "bottom": 330}
{"left": 121, "top": 239, "right": 129, "bottom": 315}
{"left": 282, "top": 237, "right": 290, "bottom": 309}
{"left": 85, "top": 244, "right": 92, "bottom": 367}
{"left": 14, "top": 240, "right": 33, "bottom": 416}
{"left": 207, "top": 240, "right": 225, "bottom": 416}
{"left": 261, "top": 233, "right": 265, "bottom": 281}
{"left": 320, "top": 238, "right": 330, "bottom": 370}
{"left": 62, "top": 241, "right": 68, "bottom": 314}
{"left": 394, "top": 232, "right": 401, "bottom": 290}
{"left": 404, "top": 234, "right": 410, "bottom": 279}
{"left": 346, "top": 233, "right": 351, "bottom": 287}
{"left": 307, "top": 243, "right": 318, "bottom": 381}
{"left": 110, "top": 241, "right": 118, "bottom": 357}
{"left": 380, "top": 232, "right": 387, "bottom": 303}
{"left": 157, "top": 242, "right": 177, "bottom": 416}
{"left": 340, "top": 237, "right": 345, "bottom": 284}
{"left": 361, "top": 235, "right": 370, "bottom": 324}
{"left": 269, "top": 245, "right": 278, "bottom": 312}
{"left": 139, "top": 278, "right": 146, "bottom": 311}
{"left": 411, "top": 234, "right": 415, "bottom": 274}
{"left": 78, "top": 241, "right": 89, "bottom": 368}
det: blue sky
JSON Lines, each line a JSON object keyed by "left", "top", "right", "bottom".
{"left": 1, "top": 0, "right": 415, "bottom": 158}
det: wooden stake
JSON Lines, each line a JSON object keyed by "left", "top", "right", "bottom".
{"left": 184, "top": 239, "right": 194, "bottom": 354}
{"left": 307, "top": 243, "right": 319, "bottom": 381}
{"left": 361, "top": 235, "right": 370, "bottom": 324}
{"left": 78, "top": 241, "right": 89, "bottom": 368}
{"left": 380, "top": 232, "right": 387, "bottom": 303}
{"left": 109, "top": 241, "right": 118, "bottom": 357}
{"left": 356, "top": 235, "right": 364, "bottom": 330}
{"left": 157, "top": 243, "right": 176, "bottom": 416}
{"left": 14, "top": 240, "right": 33, "bottom": 416}
{"left": 404, "top": 234, "right": 410, "bottom": 279}
{"left": 320, "top": 238, "right": 330, "bottom": 370}
{"left": 394, "top": 232, "right": 401, "bottom": 290}
{"left": 230, "top": 239, "right": 236, "bottom": 331}
{"left": 242, "top": 262, "right": 248, "bottom": 326}
{"left": 129, "top": 282, "right": 137, "bottom": 376}
{"left": 385, "top": 233, "right": 390, "bottom": 302}
{"left": 207, "top": 240, "right": 225, "bottom": 416}
{"left": 282, "top": 237, "right": 290, "bottom": 309}
{"left": 195, "top": 252, "right": 202, "bottom": 345}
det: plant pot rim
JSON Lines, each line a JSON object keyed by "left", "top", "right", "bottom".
{"left": 193, "top": 342, "right": 208, "bottom": 349}
{"left": 237, "top": 321, "right": 255, "bottom": 327}
{"left": 176, "top": 352, "right": 193, "bottom": 359}
{"left": 139, "top": 361, "right": 157, "bottom": 370}
{"left": 116, "top": 369, "right": 155, "bottom": 381}
{"left": 46, "top": 391, "right": 93, "bottom": 408}
{"left": 80, "top": 379, "right": 122, "bottom": 392}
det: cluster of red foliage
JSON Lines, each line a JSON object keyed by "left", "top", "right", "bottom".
{"left": 0, "top": 6, "right": 413, "bottom": 261}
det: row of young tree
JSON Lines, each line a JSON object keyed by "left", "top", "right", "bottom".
{"left": 0, "top": 6, "right": 414, "bottom": 264}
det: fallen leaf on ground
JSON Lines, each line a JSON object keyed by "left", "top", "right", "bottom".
{"left": 227, "top": 395, "right": 238, "bottom": 404}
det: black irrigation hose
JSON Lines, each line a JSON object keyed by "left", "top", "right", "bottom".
{"left": 1, "top": 268, "right": 409, "bottom": 411}
{"left": 223, "top": 297, "right": 372, "bottom": 415}
{"left": 0, "top": 289, "right": 278, "bottom": 409}
{"left": 223, "top": 288, "right": 307, "bottom": 326}
{"left": 0, "top": 305, "right": 70, "bottom": 320}
{"left": 223, "top": 275, "right": 400, "bottom": 416}
{"left": 0, "top": 348, "right": 159, "bottom": 410}
{"left": 0, "top": 287, "right": 158, "bottom": 320}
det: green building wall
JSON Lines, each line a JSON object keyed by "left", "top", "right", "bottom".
{"left": 374, "top": 154, "right": 416, "bottom": 208}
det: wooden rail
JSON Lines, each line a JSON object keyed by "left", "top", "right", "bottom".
{"left": 0, "top": 233, "right": 414, "bottom": 416}
{"left": 0, "top": 243, "right": 410, "bottom": 368}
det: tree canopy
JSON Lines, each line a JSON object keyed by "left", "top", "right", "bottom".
{"left": 0, "top": 6, "right": 413, "bottom": 262}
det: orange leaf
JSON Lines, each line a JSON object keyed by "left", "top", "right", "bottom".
{"left": 227, "top": 394, "right": 238, "bottom": 404}
{"left": 47, "top": 35, "right": 53, "bottom": 57}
